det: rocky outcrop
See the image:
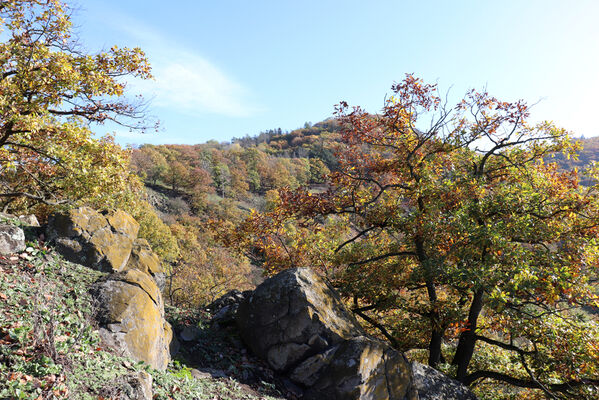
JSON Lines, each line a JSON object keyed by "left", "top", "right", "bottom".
{"left": 0, "top": 224, "right": 25, "bottom": 255}
{"left": 125, "top": 238, "right": 165, "bottom": 290}
{"left": 235, "top": 268, "right": 416, "bottom": 400}
{"left": 46, "top": 207, "right": 172, "bottom": 370}
{"left": 46, "top": 207, "right": 139, "bottom": 272}
{"left": 91, "top": 269, "right": 172, "bottom": 370}
{"left": 412, "top": 362, "right": 477, "bottom": 400}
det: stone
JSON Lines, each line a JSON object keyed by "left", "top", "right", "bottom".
{"left": 124, "top": 238, "right": 165, "bottom": 290}
{"left": 102, "top": 371, "right": 153, "bottom": 400}
{"left": 92, "top": 269, "right": 171, "bottom": 370}
{"left": 18, "top": 214, "right": 40, "bottom": 227}
{"left": 209, "top": 289, "right": 251, "bottom": 327}
{"left": 0, "top": 224, "right": 25, "bottom": 255}
{"left": 124, "top": 371, "right": 153, "bottom": 400}
{"left": 303, "top": 336, "right": 413, "bottom": 400}
{"left": 235, "top": 268, "right": 416, "bottom": 399}
{"left": 47, "top": 207, "right": 139, "bottom": 272}
{"left": 236, "top": 268, "right": 365, "bottom": 372}
{"left": 412, "top": 362, "right": 478, "bottom": 400}
{"left": 180, "top": 325, "right": 201, "bottom": 342}
{"left": 191, "top": 369, "right": 212, "bottom": 380}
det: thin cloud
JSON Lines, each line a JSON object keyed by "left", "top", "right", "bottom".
{"left": 137, "top": 53, "right": 262, "bottom": 117}
{"left": 89, "top": 10, "right": 263, "bottom": 118}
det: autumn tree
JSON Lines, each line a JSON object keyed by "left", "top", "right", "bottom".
{"left": 237, "top": 75, "right": 599, "bottom": 398}
{"left": 131, "top": 145, "right": 168, "bottom": 185}
{"left": 0, "top": 0, "right": 153, "bottom": 211}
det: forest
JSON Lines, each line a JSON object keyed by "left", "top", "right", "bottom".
{"left": 1, "top": 1, "right": 599, "bottom": 399}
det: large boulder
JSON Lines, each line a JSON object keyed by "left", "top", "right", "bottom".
{"left": 412, "top": 362, "right": 478, "bottom": 400}
{"left": 0, "top": 224, "right": 25, "bottom": 255}
{"left": 91, "top": 269, "right": 172, "bottom": 370}
{"left": 47, "top": 207, "right": 139, "bottom": 272}
{"left": 236, "top": 268, "right": 365, "bottom": 372}
{"left": 235, "top": 268, "right": 416, "bottom": 400}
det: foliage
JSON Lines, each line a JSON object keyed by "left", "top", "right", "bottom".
{"left": 0, "top": 227, "right": 279, "bottom": 400}
{"left": 0, "top": 0, "right": 153, "bottom": 212}
{"left": 235, "top": 75, "right": 599, "bottom": 398}
{"left": 166, "top": 215, "right": 253, "bottom": 307}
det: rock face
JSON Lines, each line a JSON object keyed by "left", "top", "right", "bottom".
{"left": 46, "top": 207, "right": 139, "bottom": 272}
{"left": 0, "top": 224, "right": 25, "bottom": 255}
{"left": 91, "top": 269, "right": 172, "bottom": 370}
{"left": 236, "top": 268, "right": 416, "bottom": 400}
{"left": 125, "top": 238, "right": 165, "bottom": 290}
{"left": 412, "top": 362, "right": 478, "bottom": 400}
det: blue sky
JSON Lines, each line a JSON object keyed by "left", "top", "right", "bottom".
{"left": 75, "top": 1, "right": 599, "bottom": 145}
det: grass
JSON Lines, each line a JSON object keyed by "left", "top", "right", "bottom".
{"left": 0, "top": 236, "right": 284, "bottom": 400}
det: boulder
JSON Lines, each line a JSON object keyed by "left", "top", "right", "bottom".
{"left": 91, "top": 269, "right": 171, "bottom": 370}
{"left": 412, "top": 362, "right": 478, "bottom": 400}
{"left": 0, "top": 224, "right": 25, "bottom": 255}
{"left": 47, "top": 207, "right": 139, "bottom": 272}
{"left": 303, "top": 336, "right": 414, "bottom": 400}
{"left": 125, "top": 238, "right": 165, "bottom": 290}
{"left": 101, "top": 371, "right": 153, "bottom": 400}
{"left": 236, "top": 268, "right": 365, "bottom": 372}
{"left": 235, "top": 268, "right": 416, "bottom": 399}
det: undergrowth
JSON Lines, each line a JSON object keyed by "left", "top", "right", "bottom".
{"left": 0, "top": 236, "right": 282, "bottom": 399}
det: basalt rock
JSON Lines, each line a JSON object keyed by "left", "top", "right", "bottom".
{"left": 235, "top": 268, "right": 417, "bottom": 400}
{"left": 46, "top": 207, "right": 139, "bottom": 272}
{"left": 91, "top": 269, "right": 172, "bottom": 370}
{"left": 124, "top": 238, "right": 165, "bottom": 290}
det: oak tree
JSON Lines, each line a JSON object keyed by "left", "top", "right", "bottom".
{"left": 0, "top": 0, "right": 153, "bottom": 211}
{"left": 238, "top": 75, "right": 599, "bottom": 398}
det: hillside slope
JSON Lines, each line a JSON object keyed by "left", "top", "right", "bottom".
{"left": 0, "top": 221, "right": 283, "bottom": 400}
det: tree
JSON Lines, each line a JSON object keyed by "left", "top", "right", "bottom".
{"left": 0, "top": 0, "right": 153, "bottom": 211}
{"left": 166, "top": 161, "right": 190, "bottom": 192}
{"left": 131, "top": 145, "right": 168, "bottom": 185}
{"left": 238, "top": 75, "right": 599, "bottom": 398}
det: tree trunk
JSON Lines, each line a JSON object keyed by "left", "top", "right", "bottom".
{"left": 426, "top": 280, "right": 443, "bottom": 367}
{"left": 452, "top": 288, "right": 485, "bottom": 380}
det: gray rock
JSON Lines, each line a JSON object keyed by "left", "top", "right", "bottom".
{"left": 179, "top": 325, "right": 201, "bottom": 342}
{"left": 412, "top": 362, "right": 478, "bottom": 400}
{"left": 0, "top": 224, "right": 25, "bottom": 255}
{"left": 235, "top": 268, "right": 416, "bottom": 400}
{"left": 125, "top": 371, "right": 153, "bottom": 400}
{"left": 236, "top": 268, "right": 365, "bottom": 372}
{"left": 303, "top": 336, "right": 413, "bottom": 400}
{"left": 18, "top": 214, "right": 39, "bottom": 227}
{"left": 209, "top": 289, "right": 251, "bottom": 327}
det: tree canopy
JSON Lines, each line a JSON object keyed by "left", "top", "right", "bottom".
{"left": 235, "top": 75, "right": 599, "bottom": 398}
{"left": 0, "top": 0, "right": 152, "bottom": 212}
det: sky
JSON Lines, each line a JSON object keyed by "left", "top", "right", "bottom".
{"left": 74, "top": 0, "right": 599, "bottom": 146}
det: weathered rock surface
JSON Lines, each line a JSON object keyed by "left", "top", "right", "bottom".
{"left": 125, "top": 238, "right": 165, "bottom": 290}
{"left": 91, "top": 269, "right": 171, "bottom": 370}
{"left": 47, "top": 207, "right": 139, "bottom": 272}
{"left": 0, "top": 224, "right": 25, "bottom": 255}
{"left": 235, "top": 268, "right": 416, "bottom": 400}
{"left": 412, "top": 362, "right": 478, "bottom": 400}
